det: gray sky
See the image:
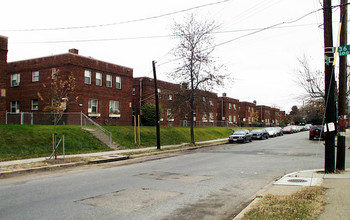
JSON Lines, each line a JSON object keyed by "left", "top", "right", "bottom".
{"left": 1, "top": 0, "right": 341, "bottom": 112}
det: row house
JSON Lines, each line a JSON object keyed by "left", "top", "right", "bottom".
{"left": 1, "top": 36, "right": 133, "bottom": 125}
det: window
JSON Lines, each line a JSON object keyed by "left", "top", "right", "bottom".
{"left": 167, "top": 109, "right": 174, "bottom": 121}
{"left": 132, "top": 88, "right": 136, "bottom": 96}
{"left": 106, "top": 74, "right": 112, "bottom": 88}
{"left": 229, "top": 115, "right": 232, "bottom": 122}
{"left": 209, "top": 99, "right": 213, "bottom": 106}
{"left": 52, "top": 68, "right": 57, "bottom": 79}
{"left": 109, "top": 100, "right": 120, "bottom": 114}
{"left": 209, "top": 112, "right": 214, "bottom": 122}
{"left": 11, "top": 73, "right": 20, "bottom": 87}
{"left": 32, "top": 99, "right": 39, "bottom": 110}
{"left": 10, "top": 101, "right": 19, "bottom": 113}
{"left": 202, "top": 112, "right": 207, "bottom": 122}
{"left": 233, "top": 104, "right": 236, "bottom": 110}
{"left": 157, "top": 88, "right": 161, "bottom": 99}
{"left": 88, "top": 99, "right": 98, "bottom": 113}
{"left": 32, "top": 71, "right": 39, "bottom": 82}
{"left": 116, "top": 76, "right": 121, "bottom": 89}
{"left": 85, "top": 70, "right": 91, "bottom": 84}
{"left": 202, "top": 97, "right": 206, "bottom": 102}
{"left": 168, "top": 94, "right": 173, "bottom": 100}
{"left": 233, "top": 115, "right": 237, "bottom": 123}
{"left": 96, "top": 72, "right": 102, "bottom": 86}
{"left": 229, "top": 103, "right": 232, "bottom": 110}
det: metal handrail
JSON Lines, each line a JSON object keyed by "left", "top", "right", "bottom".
{"left": 81, "top": 112, "right": 112, "bottom": 147}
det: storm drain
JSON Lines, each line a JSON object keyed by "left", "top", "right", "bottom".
{"left": 274, "top": 176, "right": 322, "bottom": 186}
{"left": 76, "top": 188, "right": 181, "bottom": 213}
{"left": 288, "top": 178, "right": 308, "bottom": 183}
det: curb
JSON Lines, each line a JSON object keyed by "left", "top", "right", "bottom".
{"left": 0, "top": 140, "right": 228, "bottom": 179}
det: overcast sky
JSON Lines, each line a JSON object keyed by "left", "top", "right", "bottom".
{"left": 0, "top": 0, "right": 343, "bottom": 112}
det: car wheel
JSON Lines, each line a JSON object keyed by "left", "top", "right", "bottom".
{"left": 309, "top": 135, "right": 313, "bottom": 140}
{"left": 249, "top": 138, "right": 252, "bottom": 142}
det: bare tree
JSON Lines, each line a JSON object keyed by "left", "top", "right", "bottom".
{"left": 169, "top": 14, "right": 230, "bottom": 145}
{"left": 295, "top": 54, "right": 325, "bottom": 100}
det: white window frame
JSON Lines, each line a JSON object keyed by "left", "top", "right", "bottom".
{"left": 209, "top": 112, "right": 214, "bottom": 122}
{"left": 52, "top": 68, "right": 57, "bottom": 79}
{"left": 88, "top": 99, "right": 100, "bottom": 117}
{"left": 229, "top": 115, "right": 232, "bottom": 122}
{"left": 106, "top": 74, "right": 112, "bottom": 88}
{"left": 109, "top": 100, "right": 120, "bottom": 118}
{"left": 209, "top": 99, "right": 213, "bottom": 106}
{"left": 116, "top": 76, "right": 121, "bottom": 89}
{"left": 96, "top": 72, "right": 102, "bottom": 86}
{"left": 32, "top": 99, "right": 39, "bottom": 110}
{"left": 11, "top": 73, "right": 20, "bottom": 87}
{"left": 132, "top": 88, "right": 136, "bottom": 96}
{"left": 229, "top": 103, "right": 232, "bottom": 110}
{"left": 32, "top": 71, "right": 39, "bottom": 82}
{"left": 168, "top": 94, "right": 173, "bottom": 100}
{"left": 84, "top": 70, "right": 91, "bottom": 84}
{"left": 167, "top": 109, "right": 174, "bottom": 121}
{"left": 202, "top": 112, "right": 207, "bottom": 122}
{"left": 10, "top": 101, "right": 20, "bottom": 113}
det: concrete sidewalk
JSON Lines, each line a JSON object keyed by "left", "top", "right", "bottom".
{"left": 234, "top": 169, "right": 350, "bottom": 219}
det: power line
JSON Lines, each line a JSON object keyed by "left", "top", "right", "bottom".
{"left": 1, "top": 0, "right": 232, "bottom": 32}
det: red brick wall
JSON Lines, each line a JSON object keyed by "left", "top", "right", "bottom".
{"left": 0, "top": 36, "right": 8, "bottom": 123}
{"left": 7, "top": 52, "right": 134, "bottom": 126}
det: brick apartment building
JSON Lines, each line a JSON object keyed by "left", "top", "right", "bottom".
{"left": 217, "top": 93, "right": 240, "bottom": 126}
{"left": 239, "top": 101, "right": 258, "bottom": 126}
{"left": 2, "top": 36, "right": 133, "bottom": 125}
{"left": 133, "top": 77, "right": 219, "bottom": 126}
{"left": 0, "top": 35, "right": 286, "bottom": 127}
{"left": 0, "top": 36, "right": 7, "bottom": 124}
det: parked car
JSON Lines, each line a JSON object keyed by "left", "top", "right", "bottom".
{"left": 274, "top": 127, "right": 284, "bottom": 136}
{"left": 251, "top": 129, "right": 269, "bottom": 140}
{"left": 283, "top": 126, "right": 294, "bottom": 134}
{"left": 228, "top": 129, "right": 252, "bottom": 143}
{"left": 265, "top": 127, "right": 277, "bottom": 137}
{"left": 291, "top": 125, "right": 298, "bottom": 133}
{"left": 309, "top": 126, "right": 325, "bottom": 140}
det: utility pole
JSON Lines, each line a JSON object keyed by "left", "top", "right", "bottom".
{"left": 152, "top": 61, "right": 161, "bottom": 150}
{"left": 323, "top": 0, "right": 336, "bottom": 173}
{"left": 337, "top": 0, "right": 348, "bottom": 170}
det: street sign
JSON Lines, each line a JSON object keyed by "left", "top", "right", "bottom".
{"left": 337, "top": 45, "right": 350, "bottom": 56}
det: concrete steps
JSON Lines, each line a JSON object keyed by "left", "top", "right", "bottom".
{"left": 82, "top": 127, "right": 119, "bottom": 150}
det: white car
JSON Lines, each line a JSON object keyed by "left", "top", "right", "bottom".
{"left": 265, "top": 127, "right": 277, "bottom": 137}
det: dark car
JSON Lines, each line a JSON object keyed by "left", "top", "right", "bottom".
{"left": 251, "top": 129, "right": 269, "bottom": 140}
{"left": 228, "top": 129, "right": 252, "bottom": 143}
{"left": 309, "top": 126, "right": 325, "bottom": 140}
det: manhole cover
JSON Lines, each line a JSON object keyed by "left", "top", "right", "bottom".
{"left": 287, "top": 178, "right": 308, "bottom": 183}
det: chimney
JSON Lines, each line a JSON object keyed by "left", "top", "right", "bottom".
{"left": 222, "top": 93, "right": 227, "bottom": 97}
{"left": 69, "top": 48, "right": 79, "bottom": 54}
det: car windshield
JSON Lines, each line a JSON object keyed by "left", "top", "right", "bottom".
{"left": 233, "top": 130, "right": 246, "bottom": 135}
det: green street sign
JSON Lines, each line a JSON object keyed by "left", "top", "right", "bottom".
{"left": 337, "top": 45, "right": 350, "bottom": 56}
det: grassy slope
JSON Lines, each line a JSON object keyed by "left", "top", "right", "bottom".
{"left": 106, "top": 126, "right": 234, "bottom": 149}
{"left": 0, "top": 124, "right": 111, "bottom": 161}
{"left": 0, "top": 124, "right": 235, "bottom": 161}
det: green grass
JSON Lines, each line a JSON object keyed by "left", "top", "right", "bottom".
{"left": 105, "top": 126, "right": 234, "bottom": 149}
{"left": 0, "top": 124, "right": 111, "bottom": 162}
{"left": 0, "top": 124, "right": 237, "bottom": 161}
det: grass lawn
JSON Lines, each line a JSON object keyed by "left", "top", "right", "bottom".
{"left": 0, "top": 124, "right": 237, "bottom": 161}
{"left": 0, "top": 124, "right": 111, "bottom": 162}
{"left": 105, "top": 126, "right": 234, "bottom": 149}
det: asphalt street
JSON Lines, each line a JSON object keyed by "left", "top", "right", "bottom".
{"left": 1, "top": 131, "right": 348, "bottom": 220}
